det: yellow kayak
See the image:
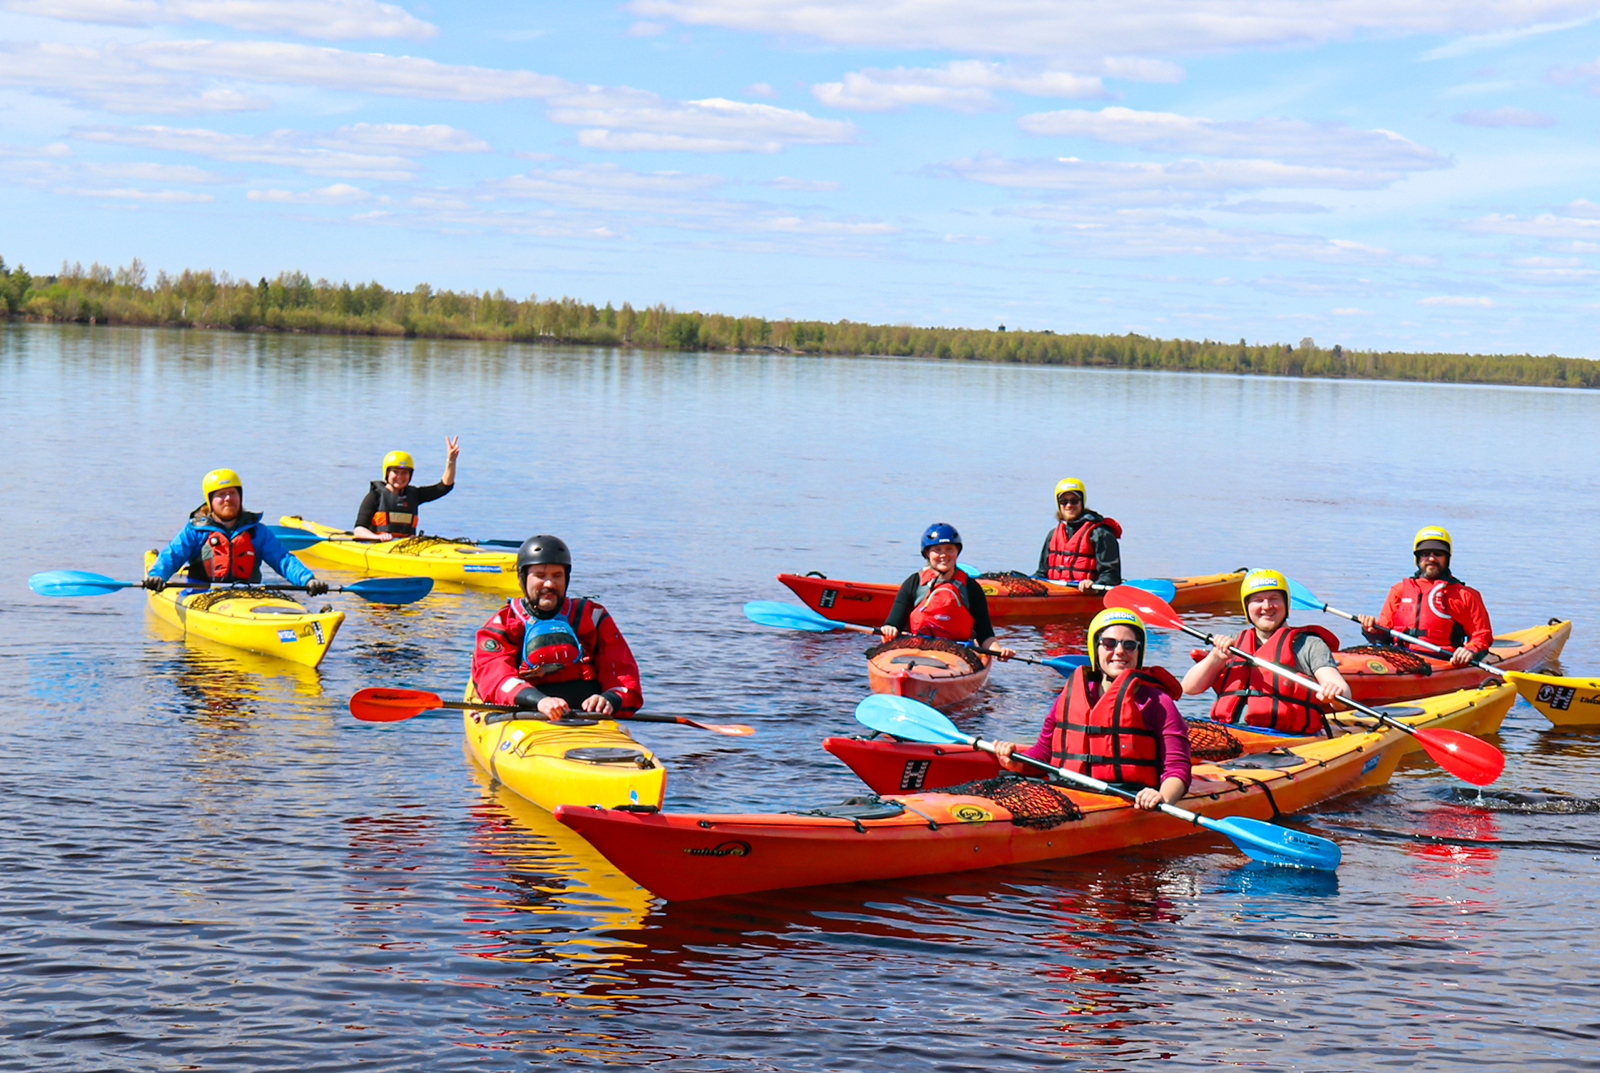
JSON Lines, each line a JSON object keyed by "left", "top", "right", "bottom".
{"left": 142, "top": 551, "right": 344, "bottom": 667}
{"left": 1506, "top": 671, "right": 1600, "bottom": 727}
{"left": 462, "top": 681, "right": 666, "bottom": 812}
{"left": 1328, "top": 681, "right": 1516, "bottom": 755}
{"left": 278, "top": 516, "right": 520, "bottom": 592}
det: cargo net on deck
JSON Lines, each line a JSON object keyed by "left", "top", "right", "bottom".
{"left": 977, "top": 571, "right": 1051, "bottom": 596}
{"left": 1339, "top": 644, "right": 1434, "bottom": 675}
{"left": 1184, "top": 718, "right": 1244, "bottom": 762}
{"left": 386, "top": 535, "right": 479, "bottom": 555}
{"left": 186, "top": 587, "right": 296, "bottom": 611}
{"left": 863, "top": 635, "right": 987, "bottom": 674}
{"left": 937, "top": 774, "right": 1083, "bottom": 829}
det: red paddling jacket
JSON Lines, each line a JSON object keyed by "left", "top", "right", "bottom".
{"left": 472, "top": 595, "right": 643, "bottom": 712}
{"left": 1051, "top": 665, "right": 1184, "bottom": 788}
{"left": 1036, "top": 512, "right": 1123, "bottom": 584}
{"left": 1210, "top": 624, "right": 1341, "bottom": 735}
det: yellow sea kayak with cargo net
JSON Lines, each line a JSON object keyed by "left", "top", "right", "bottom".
{"left": 278, "top": 516, "right": 520, "bottom": 591}
{"left": 141, "top": 551, "right": 344, "bottom": 667}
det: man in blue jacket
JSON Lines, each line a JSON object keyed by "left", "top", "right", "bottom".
{"left": 144, "top": 468, "right": 327, "bottom": 594}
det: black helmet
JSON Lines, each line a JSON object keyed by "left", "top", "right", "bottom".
{"left": 517, "top": 534, "right": 572, "bottom": 582}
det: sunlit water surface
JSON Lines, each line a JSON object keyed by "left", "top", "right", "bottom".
{"left": 3, "top": 323, "right": 1599, "bottom": 1071}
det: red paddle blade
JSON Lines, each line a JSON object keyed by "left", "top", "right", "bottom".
{"left": 1413, "top": 727, "right": 1505, "bottom": 786}
{"left": 349, "top": 687, "right": 443, "bottom": 722}
{"left": 1103, "top": 584, "right": 1183, "bottom": 629}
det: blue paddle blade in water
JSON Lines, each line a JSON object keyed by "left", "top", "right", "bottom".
{"left": 1042, "top": 654, "right": 1090, "bottom": 673}
{"left": 344, "top": 576, "right": 433, "bottom": 604}
{"left": 1210, "top": 815, "right": 1342, "bottom": 870}
{"left": 743, "top": 600, "right": 843, "bottom": 632}
{"left": 28, "top": 570, "right": 134, "bottom": 597}
{"left": 854, "top": 694, "right": 968, "bottom": 744}
{"left": 1285, "top": 577, "right": 1327, "bottom": 613}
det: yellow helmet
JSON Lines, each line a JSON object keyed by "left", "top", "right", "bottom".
{"left": 1054, "top": 477, "right": 1085, "bottom": 502}
{"left": 1413, "top": 525, "right": 1452, "bottom": 555}
{"left": 1087, "top": 606, "right": 1145, "bottom": 672}
{"left": 1239, "top": 568, "right": 1289, "bottom": 613}
{"left": 201, "top": 468, "right": 242, "bottom": 498}
{"left": 381, "top": 450, "right": 415, "bottom": 476}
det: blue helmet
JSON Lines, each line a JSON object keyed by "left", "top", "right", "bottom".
{"left": 920, "top": 522, "right": 963, "bottom": 555}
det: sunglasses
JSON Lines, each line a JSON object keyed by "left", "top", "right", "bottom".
{"left": 1097, "top": 638, "right": 1140, "bottom": 653}
{"left": 1416, "top": 549, "right": 1449, "bottom": 559}
{"left": 1058, "top": 495, "right": 1083, "bottom": 505}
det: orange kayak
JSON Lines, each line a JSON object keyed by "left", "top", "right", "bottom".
{"left": 779, "top": 569, "right": 1245, "bottom": 627}
{"left": 865, "top": 637, "right": 991, "bottom": 709}
{"left": 555, "top": 726, "right": 1406, "bottom": 901}
{"left": 826, "top": 682, "right": 1516, "bottom": 794}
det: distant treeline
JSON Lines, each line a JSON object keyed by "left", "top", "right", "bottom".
{"left": 3, "top": 256, "right": 1597, "bottom": 389}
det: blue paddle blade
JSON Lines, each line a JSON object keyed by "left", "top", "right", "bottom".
{"left": 1207, "top": 815, "right": 1342, "bottom": 870}
{"left": 28, "top": 570, "right": 134, "bottom": 596}
{"left": 743, "top": 600, "right": 844, "bottom": 632}
{"left": 477, "top": 539, "right": 523, "bottom": 548}
{"left": 854, "top": 694, "right": 968, "bottom": 744}
{"left": 266, "top": 525, "right": 324, "bottom": 551}
{"left": 1042, "top": 654, "right": 1090, "bottom": 675}
{"left": 1124, "top": 578, "right": 1178, "bottom": 602}
{"left": 956, "top": 561, "right": 981, "bottom": 576}
{"left": 343, "top": 576, "right": 433, "bottom": 604}
{"left": 1284, "top": 577, "right": 1327, "bottom": 613}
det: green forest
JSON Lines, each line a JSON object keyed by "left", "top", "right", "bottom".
{"left": 3, "top": 255, "right": 1597, "bottom": 389}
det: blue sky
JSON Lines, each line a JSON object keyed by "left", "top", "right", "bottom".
{"left": 3, "top": 1, "right": 1600, "bottom": 356}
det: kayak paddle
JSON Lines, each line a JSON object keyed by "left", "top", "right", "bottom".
{"left": 29, "top": 570, "right": 433, "bottom": 605}
{"left": 268, "top": 525, "right": 520, "bottom": 551}
{"left": 348, "top": 686, "right": 756, "bottom": 735}
{"left": 854, "top": 693, "right": 1342, "bottom": 870}
{"left": 1102, "top": 585, "right": 1504, "bottom": 786}
{"left": 955, "top": 562, "right": 1179, "bottom": 603}
{"left": 742, "top": 601, "right": 1089, "bottom": 672}
{"left": 1286, "top": 577, "right": 1507, "bottom": 677}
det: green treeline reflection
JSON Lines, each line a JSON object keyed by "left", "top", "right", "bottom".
{"left": 3, "top": 256, "right": 1596, "bottom": 389}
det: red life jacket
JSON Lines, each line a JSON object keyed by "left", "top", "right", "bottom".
{"left": 1050, "top": 665, "right": 1181, "bottom": 788}
{"left": 907, "top": 568, "right": 974, "bottom": 640}
{"left": 200, "top": 528, "right": 259, "bottom": 581}
{"left": 507, "top": 596, "right": 600, "bottom": 685}
{"left": 1045, "top": 515, "right": 1121, "bottom": 582}
{"left": 1388, "top": 576, "right": 1467, "bottom": 651}
{"left": 1210, "top": 624, "right": 1342, "bottom": 734}
{"left": 370, "top": 481, "right": 421, "bottom": 536}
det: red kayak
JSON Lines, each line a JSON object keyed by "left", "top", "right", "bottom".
{"left": 555, "top": 727, "right": 1406, "bottom": 902}
{"left": 779, "top": 569, "right": 1245, "bottom": 627}
{"left": 865, "top": 636, "right": 991, "bottom": 709}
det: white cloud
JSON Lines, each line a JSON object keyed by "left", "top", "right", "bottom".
{"left": 813, "top": 61, "right": 1104, "bottom": 112}
{"left": 1010, "top": 204, "right": 1394, "bottom": 262}
{"left": 1016, "top": 106, "right": 1445, "bottom": 170}
{"left": 1453, "top": 106, "right": 1555, "bottom": 127}
{"left": 1460, "top": 209, "right": 1600, "bottom": 239}
{"left": 59, "top": 185, "right": 214, "bottom": 202}
{"left": 628, "top": 0, "right": 1600, "bottom": 59}
{"left": 77, "top": 125, "right": 423, "bottom": 179}
{"left": 1330, "top": 307, "right": 1368, "bottom": 314}
{"left": 248, "top": 182, "right": 370, "bottom": 203}
{"left": 1418, "top": 295, "right": 1494, "bottom": 306}
{"left": 1214, "top": 199, "right": 1331, "bottom": 213}
{"left": 549, "top": 91, "right": 858, "bottom": 152}
{"left": 0, "top": 43, "right": 273, "bottom": 112}
{"left": 320, "top": 123, "right": 489, "bottom": 153}
{"left": 627, "top": 19, "right": 667, "bottom": 35}
{"left": 0, "top": 0, "right": 437, "bottom": 38}
{"left": 942, "top": 154, "right": 1416, "bottom": 197}
{"left": 1418, "top": 14, "right": 1596, "bottom": 59}
{"left": 767, "top": 176, "right": 840, "bottom": 190}
{"left": 745, "top": 82, "right": 776, "bottom": 98}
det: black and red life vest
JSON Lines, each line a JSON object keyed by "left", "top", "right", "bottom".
{"left": 907, "top": 567, "right": 974, "bottom": 641}
{"left": 1050, "top": 665, "right": 1181, "bottom": 788}
{"left": 200, "top": 528, "right": 258, "bottom": 581}
{"left": 370, "top": 480, "right": 423, "bottom": 536}
{"left": 1045, "top": 515, "right": 1122, "bottom": 582}
{"left": 507, "top": 596, "right": 601, "bottom": 685}
{"left": 1210, "top": 624, "right": 1342, "bottom": 735}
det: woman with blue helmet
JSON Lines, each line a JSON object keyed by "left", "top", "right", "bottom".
{"left": 877, "top": 523, "right": 1014, "bottom": 660}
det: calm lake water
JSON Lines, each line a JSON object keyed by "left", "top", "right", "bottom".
{"left": 3, "top": 322, "right": 1599, "bottom": 1071}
